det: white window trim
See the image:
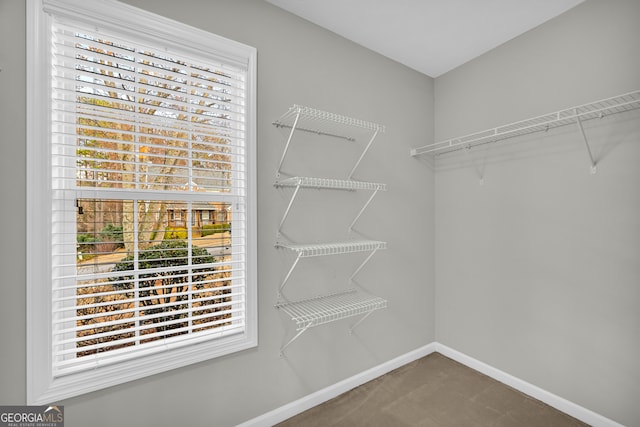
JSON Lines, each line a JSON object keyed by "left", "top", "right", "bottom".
{"left": 26, "top": 0, "right": 257, "bottom": 405}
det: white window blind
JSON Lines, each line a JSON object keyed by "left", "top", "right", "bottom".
{"left": 44, "top": 11, "right": 253, "bottom": 379}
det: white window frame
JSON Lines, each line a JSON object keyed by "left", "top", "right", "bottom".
{"left": 27, "top": 0, "right": 257, "bottom": 404}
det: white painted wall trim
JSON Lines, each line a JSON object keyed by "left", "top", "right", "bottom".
{"left": 237, "top": 343, "right": 437, "bottom": 427}
{"left": 239, "top": 342, "right": 623, "bottom": 427}
{"left": 435, "top": 343, "right": 625, "bottom": 427}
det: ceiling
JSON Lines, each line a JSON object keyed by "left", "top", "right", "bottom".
{"left": 265, "top": 0, "right": 585, "bottom": 77}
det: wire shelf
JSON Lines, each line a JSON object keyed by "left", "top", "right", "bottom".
{"left": 276, "top": 240, "right": 387, "bottom": 258}
{"left": 410, "top": 90, "right": 640, "bottom": 157}
{"left": 274, "top": 104, "right": 385, "bottom": 180}
{"left": 275, "top": 176, "right": 387, "bottom": 191}
{"left": 275, "top": 289, "right": 387, "bottom": 331}
{"left": 274, "top": 104, "right": 385, "bottom": 142}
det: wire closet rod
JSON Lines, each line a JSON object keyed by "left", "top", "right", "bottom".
{"left": 273, "top": 123, "right": 356, "bottom": 142}
{"left": 410, "top": 89, "right": 640, "bottom": 157}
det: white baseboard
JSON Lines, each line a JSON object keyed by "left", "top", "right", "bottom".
{"left": 239, "top": 342, "right": 623, "bottom": 427}
{"left": 435, "top": 343, "right": 624, "bottom": 427}
{"left": 237, "top": 343, "right": 437, "bottom": 427}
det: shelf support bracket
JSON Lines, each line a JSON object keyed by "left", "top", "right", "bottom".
{"left": 279, "top": 325, "right": 311, "bottom": 356}
{"left": 574, "top": 109, "right": 597, "bottom": 174}
{"left": 349, "top": 247, "right": 380, "bottom": 283}
{"left": 276, "top": 111, "right": 301, "bottom": 178}
{"left": 349, "top": 188, "right": 379, "bottom": 231}
{"left": 277, "top": 184, "right": 301, "bottom": 234}
{"left": 277, "top": 251, "right": 302, "bottom": 296}
{"left": 348, "top": 129, "right": 379, "bottom": 179}
{"left": 349, "top": 311, "right": 374, "bottom": 334}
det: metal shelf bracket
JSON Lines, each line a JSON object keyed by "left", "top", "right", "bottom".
{"left": 574, "top": 109, "right": 597, "bottom": 174}
{"left": 349, "top": 187, "right": 381, "bottom": 231}
{"left": 276, "top": 250, "right": 302, "bottom": 296}
{"left": 349, "top": 311, "right": 374, "bottom": 334}
{"left": 349, "top": 129, "right": 380, "bottom": 179}
{"left": 278, "top": 325, "right": 309, "bottom": 357}
{"left": 277, "top": 183, "right": 301, "bottom": 235}
{"left": 275, "top": 110, "right": 301, "bottom": 179}
{"left": 349, "top": 246, "right": 381, "bottom": 283}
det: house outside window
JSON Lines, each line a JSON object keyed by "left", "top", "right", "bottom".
{"left": 27, "top": 0, "right": 257, "bottom": 404}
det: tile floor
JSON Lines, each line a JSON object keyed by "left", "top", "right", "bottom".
{"left": 276, "top": 353, "right": 589, "bottom": 426}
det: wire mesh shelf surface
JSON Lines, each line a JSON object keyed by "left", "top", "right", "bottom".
{"left": 276, "top": 240, "right": 387, "bottom": 258}
{"left": 273, "top": 104, "right": 385, "bottom": 142}
{"left": 275, "top": 289, "right": 387, "bottom": 331}
{"left": 410, "top": 90, "right": 640, "bottom": 157}
{"left": 275, "top": 176, "right": 387, "bottom": 191}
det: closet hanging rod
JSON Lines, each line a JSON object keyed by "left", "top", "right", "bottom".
{"left": 272, "top": 123, "right": 356, "bottom": 142}
{"left": 410, "top": 90, "right": 640, "bottom": 157}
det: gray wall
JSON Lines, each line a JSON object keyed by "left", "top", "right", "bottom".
{"left": 0, "top": 0, "right": 434, "bottom": 426}
{"left": 0, "top": 0, "right": 28, "bottom": 405}
{"left": 434, "top": 1, "right": 640, "bottom": 426}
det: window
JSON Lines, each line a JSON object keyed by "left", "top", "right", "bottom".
{"left": 27, "top": 0, "right": 256, "bottom": 404}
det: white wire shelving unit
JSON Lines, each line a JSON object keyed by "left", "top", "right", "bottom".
{"left": 410, "top": 90, "right": 640, "bottom": 173}
{"left": 272, "top": 104, "right": 388, "bottom": 355}
{"left": 275, "top": 289, "right": 388, "bottom": 354}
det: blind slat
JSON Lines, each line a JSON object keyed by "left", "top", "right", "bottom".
{"left": 54, "top": 278, "right": 244, "bottom": 305}
{"left": 55, "top": 292, "right": 246, "bottom": 333}
{"left": 53, "top": 322, "right": 246, "bottom": 376}
{"left": 55, "top": 311, "right": 245, "bottom": 356}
